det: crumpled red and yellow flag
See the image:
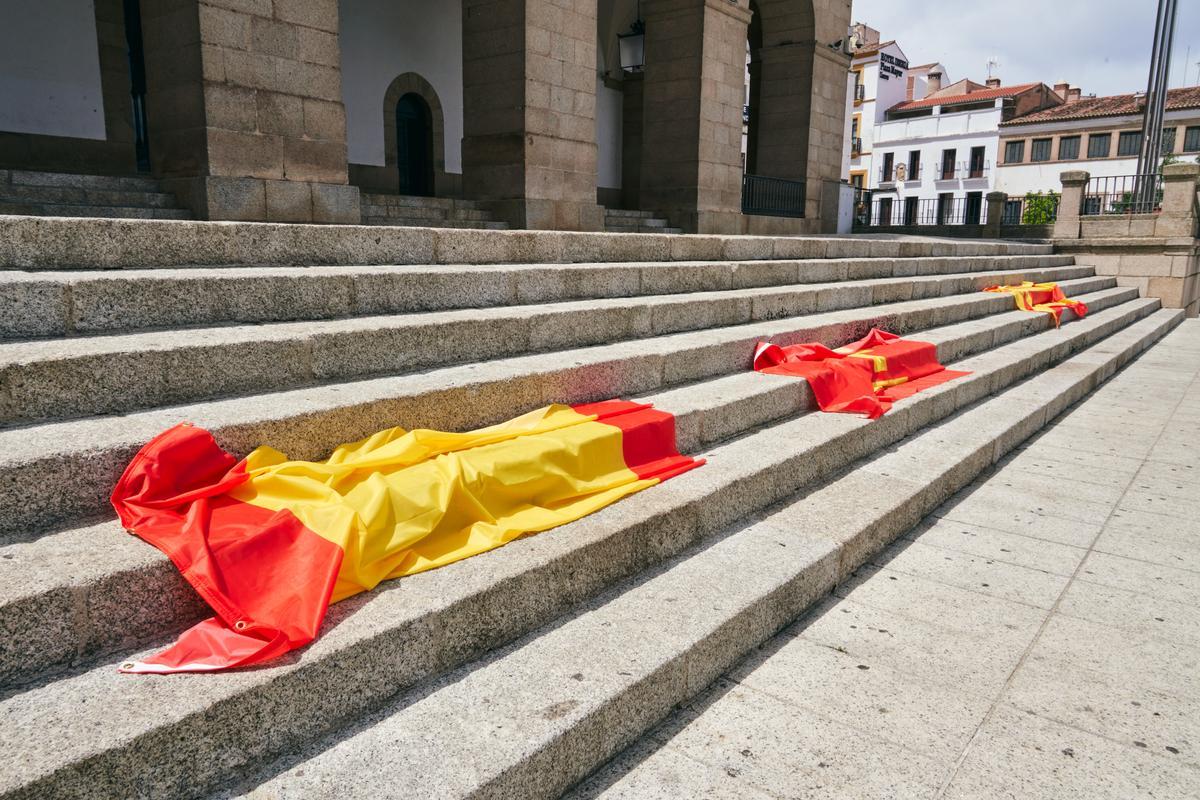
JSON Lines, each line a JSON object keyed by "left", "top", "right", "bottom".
{"left": 984, "top": 281, "right": 1088, "bottom": 327}
{"left": 753, "top": 328, "right": 969, "bottom": 419}
{"left": 111, "top": 401, "right": 701, "bottom": 674}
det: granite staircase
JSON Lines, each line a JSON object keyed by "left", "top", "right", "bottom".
{"left": 605, "top": 207, "right": 682, "bottom": 234}
{"left": 0, "top": 169, "right": 191, "bottom": 220}
{"left": 0, "top": 216, "right": 1183, "bottom": 800}
{"left": 360, "top": 192, "right": 508, "bottom": 228}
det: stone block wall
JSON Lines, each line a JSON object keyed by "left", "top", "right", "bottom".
{"left": 146, "top": 0, "right": 359, "bottom": 222}
{"left": 462, "top": 0, "right": 603, "bottom": 231}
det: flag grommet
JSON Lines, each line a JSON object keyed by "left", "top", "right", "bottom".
{"left": 120, "top": 662, "right": 135, "bottom": 671}
{"left": 233, "top": 620, "right": 249, "bottom": 632}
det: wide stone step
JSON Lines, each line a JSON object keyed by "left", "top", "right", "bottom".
{"left": 0, "top": 273, "right": 1111, "bottom": 539}
{"left": 0, "top": 253, "right": 1076, "bottom": 339}
{"left": 0, "top": 204, "right": 191, "bottom": 220}
{"left": 0, "top": 215, "right": 1053, "bottom": 270}
{"left": 0, "top": 299, "right": 1172, "bottom": 800}
{"left": 0, "top": 266, "right": 1098, "bottom": 426}
{"left": 604, "top": 209, "right": 657, "bottom": 219}
{"left": 0, "top": 283, "right": 1136, "bottom": 690}
{"left": 3, "top": 169, "right": 162, "bottom": 193}
{"left": 226, "top": 307, "right": 1182, "bottom": 800}
{"left": 360, "top": 217, "right": 508, "bottom": 230}
{"left": 0, "top": 185, "right": 180, "bottom": 209}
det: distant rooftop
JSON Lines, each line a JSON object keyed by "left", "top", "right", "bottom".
{"left": 889, "top": 82, "right": 1042, "bottom": 113}
{"left": 1002, "top": 85, "right": 1200, "bottom": 125}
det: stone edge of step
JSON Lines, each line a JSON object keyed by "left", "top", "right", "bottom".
{"left": 0, "top": 214, "right": 1052, "bottom": 269}
{"left": 0, "top": 296, "right": 1165, "bottom": 800}
{"left": 0, "top": 266, "right": 1099, "bottom": 428}
{"left": 0, "top": 274, "right": 1110, "bottom": 540}
{"left": 230, "top": 306, "right": 1185, "bottom": 800}
{"left": 0, "top": 284, "right": 1137, "bottom": 690}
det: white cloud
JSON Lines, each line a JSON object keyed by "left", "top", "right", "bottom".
{"left": 850, "top": 0, "right": 1200, "bottom": 97}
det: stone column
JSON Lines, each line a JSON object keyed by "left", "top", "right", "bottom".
{"left": 1155, "top": 162, "right": 1200, "bottom": 238}
{"left": 984, "top": 191, "right": 1006, "bottom": 238}
{"left": 461, "top": 0, "right": 603, "bottom": 231}
{"left": 142, "top": 0, "right": 359, "bottom": 223}
{"left": 638, "top": 0, "right": 751, "bottom": 234}
{"left": 748, "top": 0, "right": 852, "bottom": 232}
{"left": 1053, "top": 170, "right": 1089, "bottom": 240}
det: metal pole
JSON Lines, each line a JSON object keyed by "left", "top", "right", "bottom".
{"left": 1136, "top": 0, "right": 1178, "bottom": 210}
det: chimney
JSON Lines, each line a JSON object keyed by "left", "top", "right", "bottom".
{"left": 1067, "top": 87, "right": 1082, "bottom": 104}
{"left": 986, "top": 77, "right": 1001, "bottom": 89}
{"left": 925, "top": 71, "right": 942, "bottom": 97}
{"left": 1054, "top": 82, "right": 1070, "bottom": 100}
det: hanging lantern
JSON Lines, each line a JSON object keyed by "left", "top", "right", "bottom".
{"left": 618, "top": 15, "right": 645, "bottom": 73}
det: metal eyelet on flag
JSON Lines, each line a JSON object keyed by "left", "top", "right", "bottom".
{"left": 120, "top": 662, "right": 135, "bottom": 671}
{"left": 233, "top": 620, "right": 249, "bottom": 632}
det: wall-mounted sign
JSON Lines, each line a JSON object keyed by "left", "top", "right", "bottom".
{"left": 878, "top": 52, "right": 908, "bottom": 81}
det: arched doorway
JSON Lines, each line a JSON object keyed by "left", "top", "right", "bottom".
{"left": 395, "top": 92, "right": 433, "bottom": 196}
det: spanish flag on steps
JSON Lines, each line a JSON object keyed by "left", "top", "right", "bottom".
{"left": 111, "top": 401, "right": 701, "bottom": 674}
{"left": 754, "top": 328, "right": 969, "bottom": 419}
{"left": 984, "top": 281, "right": 1089, "bottom": 327}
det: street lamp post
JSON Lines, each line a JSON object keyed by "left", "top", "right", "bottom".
{"left": 1134, "top": 0, "right": 1179, "bottom": 208}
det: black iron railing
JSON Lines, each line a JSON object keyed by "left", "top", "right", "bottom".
{"left": 1081, "top": 173, "right": 1163, "bottom": 216}
{"left": 742, "top": 174, "right": 806, "bottom": 218}
{"left": 854, "top": 84, "right": 866, "bottom": 102}
{"left": 1001, "top": 193, "right": 1060, "bottom": 225}
{"left": 857, "top": 195, "right": 985, "bottom": 227}
{"left": 850, "top": 137, "right": 863, "bottom": 155}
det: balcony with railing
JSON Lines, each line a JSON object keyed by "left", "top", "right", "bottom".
{"left": 850, "top": 137, "right": 863, "bottom": 156}
{"left": 854, "top": 83, "right": 866, "bottom": 103}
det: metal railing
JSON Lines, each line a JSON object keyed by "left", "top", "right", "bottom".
{"left": 1081, "top": 173, "right": 1163, "bottom": 216}
{"left": 854, "top": 83, "right": 866, "bottom": 102}
{"left": 741, "top": 174, "right": 806, "bottom": 218}
{"left": 850, "top": 137, "right": 863, "bottom": 155}
{"left": 856, "top": 195, "right": 986, "bottom": 227}
{"left": 852, "top": 188, "right": 873, "bottom": 227}
{"left": 1000, "top": 194, "right": 1060, "bottom": 225}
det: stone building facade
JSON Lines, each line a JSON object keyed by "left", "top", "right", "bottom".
{"left": 0, "top": 0, "right": 852, "bottom": 233}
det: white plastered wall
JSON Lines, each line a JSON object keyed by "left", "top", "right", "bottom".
{"left": 340, "top": 0, "right": 464, "bottom": 173}
{"left": 0, "top": 0, "right": 106, "bottom": 139}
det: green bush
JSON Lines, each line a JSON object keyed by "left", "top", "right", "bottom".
{"left": 1021, "top": 191, "right": 1060, "bottom": 225}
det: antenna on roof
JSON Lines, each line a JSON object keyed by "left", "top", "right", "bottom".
{"left": 986, "top": 57, "right": 1000, "bottom": 79}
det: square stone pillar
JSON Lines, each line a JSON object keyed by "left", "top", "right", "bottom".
{"left": 638, "top": 0, "right": 752, "bottom": 234}
{"left": 984, "top": 191, "right": 1007, "bottom": 238}
{"left": 461, "top": 0, "right": 604, "bottom": 231}
{"left": 1155, "top": 163, "right": 1200, "bottom": 238}
{"left": 1053, "top": 170, "right": 1089, "bottom": 240}
{"left": 142, "top": 0, "right": 359, "bottom": 223}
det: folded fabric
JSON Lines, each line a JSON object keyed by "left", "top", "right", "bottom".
{"left": 984, "top": 281, "right": 1088, "bottom": 327}
{"left": 753, "top": 328, "right": 968, "bottom": 419}
{"left": 112, "top": 401, "right": 701, "bottom": 674}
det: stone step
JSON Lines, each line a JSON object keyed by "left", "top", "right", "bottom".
{"left": 2, "top": 169, "right": 162, "bottom": 193}
{"left": 361, "top": 204, "right": 449, "bottom": 221}
{"left": 0, "top": 215, "right": 1053, "bottom": 270}
{"left": 0, "top": 272, "right": 1112, "bottom": 540}
{"left": 604, "top": 208, "right": 657, "bottom": 219}
{"left": 0, "top": 283, "right": 1137, "bottom": 690}
{"left": 361, "top": 217, "right": 508, "bottom": 230}
{"left": 359, "top": 193, "right": 485, "bottom": 211}
{"left": 0, "top": 253, "right": 1076, "bottom": 339}
{"left": 607, "top": 225, "right": 685, "bottom": 235}
{"left": 0, "top": 299, "right": 1174, "bottom": 800}
{"left": 0, "top": 185, "right": 180, "bottom": 209}
{"left": 0, "top": 266, "right": 1100, "bottom": 426}
{"left": 0, "top": 204, "right": 191, "bottom": 220}
{"left": 227, "top": 307, "right": 1182, "bottom": 800}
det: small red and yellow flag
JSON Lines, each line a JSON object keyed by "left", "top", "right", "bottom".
{"left": 753, "top": 328, "right": 968, "bottom": 419}
{"left": 984, "top": 281, "right": 1088, "bottom": 327}
{"left": 112, "top": 401, "right": 701, "bottom": 674}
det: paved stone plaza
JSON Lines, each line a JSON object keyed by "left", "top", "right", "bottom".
{"left": 573, "top": 319, "right": 1200, "bottom": 799}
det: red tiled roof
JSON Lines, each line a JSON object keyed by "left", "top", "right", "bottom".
{"left": 888, "top": 82, "right": 1041, "bottom": 113}
{"left": 1002, "top": 85, "right": 1200, "bottom": 125}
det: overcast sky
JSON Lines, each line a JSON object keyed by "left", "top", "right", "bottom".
{"left": 851, "top": 0, "right": 1200, "bottom": 98}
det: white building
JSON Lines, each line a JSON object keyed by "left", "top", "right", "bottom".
{"left": 997, "top": 86, "right": 1200, "bottom": 199}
